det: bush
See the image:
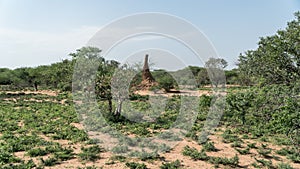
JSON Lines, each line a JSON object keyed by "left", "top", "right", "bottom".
{"left": 202, "top": 142, "right": 218, "bottom": 152}
{"left": 79, "top": 145, "right": 102, "bottom": 162}
{"left": 160, "top": 159, "right": 181, "bottom": 169}
{"left": 182, "top": 146, "right": 209, "bottom": 161}
{"left": 208, "top": 154, "right": 239, "bottom": 167}
{"left": 277, "top": 163, "right": 294, "bottom": 169}
{"left": 125, "top": 162, "right": 147, "bottom": 169}
{"left": 235, "top": 147, "right": 250, "bottom": 155}
{"left": 41, "top": 157, "right": 58, "bottom": 166}
{"left": 27, "top": 148, "right": 48, "bottom": 157}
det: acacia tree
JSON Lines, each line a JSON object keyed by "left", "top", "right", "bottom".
{"left": 95, "top": 59, "right": 119, "bottom": 113}
{"left": 238, "top": 12, "right": 300, "bottom": 85}
{"left": 0, "top": 68, "right": 13, "bottom": 85}
{"left": 111, "top": 64, "right": 136, "bottom": 117}
{"left": 196, "top": 69, "right": 209, "bottom": 87}
{"left": 205, "top": 57, "right": 227, "bottom": 87}
{"left": 70, "top": 47, "right": 119, "bottom": 113}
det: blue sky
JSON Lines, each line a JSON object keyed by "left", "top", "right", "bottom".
{"left": 0, "top": 0, "right": 299, "bottom": 69}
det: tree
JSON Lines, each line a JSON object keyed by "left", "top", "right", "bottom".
{"left": 0, "top": 68, "right": 13, "bottom": 85}
{"left": 238, "top": 12, "right": 300, "bottom": 85}
{"left": 70, "top": 47, "right": 119, "bottom": 114}
{"left": 95, "top": 59, "right": 119, "bottom": 114}
{"left": 225, "top": 69, "right": 239, "bottom": 85}
{"left": 205, "top": 58, "right": 228, "bottom": 69}
{"left": 153, "top": 69, "right": 177, "bottom": 92}
{"left": 111, "top": 64, "right": 136, "bottom": 117}
{"left": 204, "top": 58, "right": 227, "bottom": 87}
{"left": 196, "top": 69, "right": 209, "bottom": 87}
{"left": 27, "top": 67, "right": 42, "bottom": 91}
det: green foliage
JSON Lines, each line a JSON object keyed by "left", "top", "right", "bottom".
{"left": 0, "top": 68, "right": 14, "bottom": 85}
{"left": 254, "top": 158, "right": 273, "bottom": 168}
{"left": 225, "top": 69, "right": 239, "bottom": 84}
{"left": 204, "top": 57, "right": 227, "bottom": 87}
{"left": 27, "top": 148, "right": 48, "bottom": 157}
{"left": 129, "top": 150, "right": 160, "bottom": 161}
{"left": 1, "top": 160, "right": 37, "bottom": 169}
{"left": 131, "top": 126, "right": 150, "bottom": 136}
{"left": 221, "top": 129, "right": 241, "bottom": 143}
{"left": 53, "top": 147, "right": 74, "bottom": 161}
{"left": 235, "top": 147, "right": 250, "bottom": 155}
{"left": 41, "top": 157, "right": 58, "bottom": 166}
{"left": 231, "top": 141, "right": 243, "bottom": 148}
{"left": 182, "top": 146, "right": 209, "bottom": 161}
{"left": 129, "top": 93, "right": 149, "bottom": 101}
{"left": 160, "top": 159, "right": 182, "bottom": 169}
{"left": 202, "top": 142, "right": 218, "bottom": 152}
{"left": 79, "top": 145, "right": 103, "bottom": 162}
{"left": 125, "top": 162, "right": 147, "bottom": 169}
{"left": 0, "top": 150, "right": 22, "bottom": 165}
{"left": 257, "top": 145, "right": 272, "bottom": 158}
{"left": 224, "top": 84, "right": 300, "bottom": 152}
{"left": 153, "top": 69, "right": 178, "bottom": 92}
{"left": 208, "top": 154, "right": 239, "bottom": 167}
{"left": 198, "top": 95, "right": 212, "bottom": 114}
{"left": 77, "top": 166, "right": 102, "bottom": 169}
{"left": 238, "top": 12, "right": 300, "bottom": 85}
{"left": 277, "top": 163, "right": 294, "bottom": 169}
{"left": 182, "top": 146, "right": 239, "bottom": 167}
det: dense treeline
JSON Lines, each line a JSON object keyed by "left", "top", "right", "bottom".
{"left": 0, "top": 51, "right": 238, "bottom": 92}
{"left": 0, "top": 60, "right": 74, "bottom": 91}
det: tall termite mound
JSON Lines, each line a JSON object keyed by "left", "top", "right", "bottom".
{"left": 139, "top": 54, "right": 158, "bottom": 89}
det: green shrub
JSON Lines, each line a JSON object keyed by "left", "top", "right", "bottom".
{"left": 235, "top": 147, "right": 250, "bottom": 155}
{"left": 247, "top": 143, "right": 257, "bottom": 149}
{"left": 277, "top": 163, "right": 294, "bottom": 169}
{"left": 202, "top": 142, "right": 218, "bottom": 152}
{"left": 125, "top": 162, "right": 147, "bottom": 169}
{"left": 27, "top": 148, "right": 48, "bottom": 157}
{"left": 257, "top": 145, "right": 272, "bottom": 158}
{"left": 182, "top": 146, "right": 209, "bottom": 161}
{"left": 208, "top": 154, "right": 239, "bottom": 167}
{"left": 54, "top": 147, "right": 74, "bottom": 161}
{"left": 254, "top": 158, "right": 273, "bottom": 168}
{"left": 231, "top": 141, "right": 243, "bottom": 148}
{"left": 221, "top": 130, "right": 241, "bottom": 143}
{"left": 160, "top": 159, "right": 181, "bottom": 169}
{"left": 79, "top": 145, "right": 102, "bottom": 162}
{"left": 129, "top": 150, "right": 160, "bottom": 161}
{"left": 0, "top": 150, "right": 22, "bottom": 165}
{"left": 41, "top": 157, "right": 58, "bottom": 166}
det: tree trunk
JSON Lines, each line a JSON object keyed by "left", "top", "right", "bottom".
{"left": 114, "top": 100, "right": 122, "bottom": 117}
{"left": 33, "top": 82, "right": 38, "bottom": 91}
{"left": 108, "top": 99, "right": 112, "bottom": 113}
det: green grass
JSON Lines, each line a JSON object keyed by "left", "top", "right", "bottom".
{"left": 0, "top": 90, "right": 299, "bottom": 168}
{"left": 79, "top": 145, "right": 103, "bottom": 162}
{"left": 125, "top": 162, "right": 148, "bottom": 169}
{"left": 160, "top": 159, "right": 182, "bottom": 169}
